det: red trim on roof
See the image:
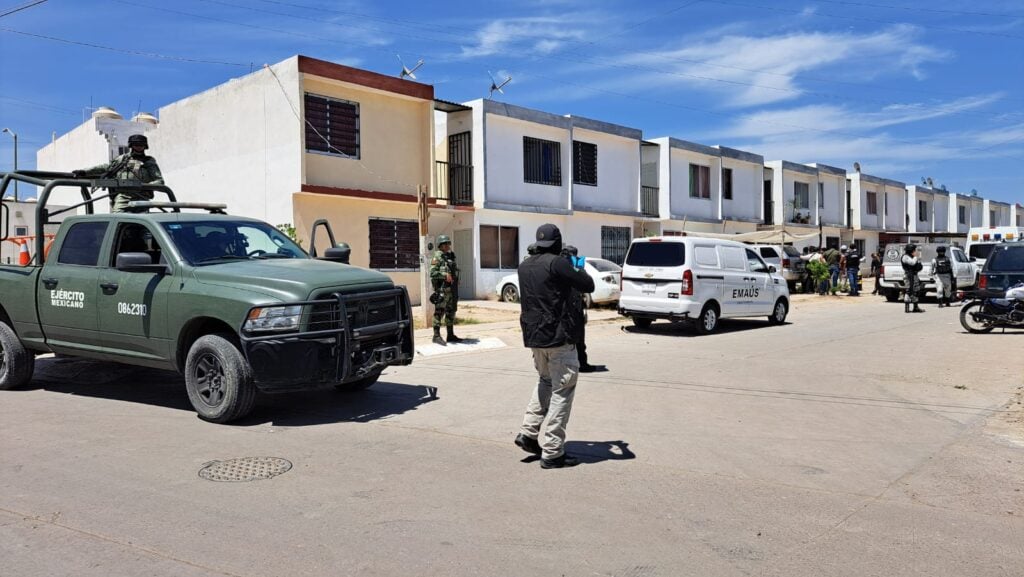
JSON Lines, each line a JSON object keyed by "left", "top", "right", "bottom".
{"left": 297, "top": 56, "right": 433, "bottom": 101}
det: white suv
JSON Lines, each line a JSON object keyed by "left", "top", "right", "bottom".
{"left": 619, "top": 236, "right": 791, "bottom": 333}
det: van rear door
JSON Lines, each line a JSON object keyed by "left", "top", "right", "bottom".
{"left": 622, "top": 241, "right": 685, "bottom": 302}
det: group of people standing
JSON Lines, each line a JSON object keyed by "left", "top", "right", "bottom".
{"left": 900, "top": 243, "right": 956, "bottom": 313}
{"left": 799, "top": 244, "right": 863, "bottom": 296}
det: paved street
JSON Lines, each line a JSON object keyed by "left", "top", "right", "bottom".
{"left": 2, "top": 296, "right": 1023, "bottom": 577}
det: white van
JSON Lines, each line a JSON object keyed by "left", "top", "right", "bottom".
{"left": 966, "top": 227, "right": 1024, "bottom": 270}
{"left": 619, "top": 236, "right": 791, "bottom": 333}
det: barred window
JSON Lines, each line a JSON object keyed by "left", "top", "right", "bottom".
{"left": 572, "top": 141, "right": 597, "bottom": 186}
{"left": 304, "top": 93, "right": 360, "bottom": 158}
{"left": 523, "top": 137, "right": 561, "bottom": 186}
{"left": 480, "top": 225, "right": 518, "bottom": 269}
{"left": 867, "top": 192, "right": 878, "bottom": 215}
{"left": 958, "top": 205, "right": 967, "bottom": 224}
{"left": 601, "top": 226, "right": 631, "bottom": 265}
{"left": 368, "top": 218, "right": 419, "bottom": 270}
{"left": 689, "top": 164, "right": 710, "bottom": 199}
{"left": 918, "top": 200, "right": 928, "bottom": 222}
{"left": 794, "top": 182, "right": 810, "bottom": 209}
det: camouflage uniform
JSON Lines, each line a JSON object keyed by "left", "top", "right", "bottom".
{"left": 429, "top": 248, "right": 459, "bottom": 328}
{"left": 76, "top": 136, "right": 163, "bottom": 213}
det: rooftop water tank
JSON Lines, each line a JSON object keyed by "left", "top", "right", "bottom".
{"left": 92, "top": 106, "right": 123, "bottom": 120}
{"left": 132, "top": 112, "right": 158, "bottom": 125}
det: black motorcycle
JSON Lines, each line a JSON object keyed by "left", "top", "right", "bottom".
{"left": 959, "top": 285, "right": 1024, "bottom": 333}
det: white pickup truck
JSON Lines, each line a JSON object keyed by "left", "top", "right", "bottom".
{"left": 877, "top": 243, "right": 977, "bottom": 302}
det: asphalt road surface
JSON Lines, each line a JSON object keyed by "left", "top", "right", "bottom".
{"left": 2, "top": 297, "right": 1022, "bottom": 576}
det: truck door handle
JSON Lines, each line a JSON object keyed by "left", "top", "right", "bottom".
{"left": 100, "top": 282, "right": 119, "bottom": 294}
{"left": 42, "top": 278, "right": 58, "bottom": 289}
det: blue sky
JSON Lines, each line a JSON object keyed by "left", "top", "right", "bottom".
{"left": 1, "top": 0, "right": 1022, "bottom": 204}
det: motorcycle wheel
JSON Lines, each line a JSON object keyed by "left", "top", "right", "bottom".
{"left": 959, "top": 302, "right": 996, "bottom": 334}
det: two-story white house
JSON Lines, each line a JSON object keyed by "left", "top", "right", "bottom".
{"left": 764, "top": 160, "right": 819, "bottom": 232}
{"left": 650, "top": 138, "right": 723, "bottom": 235}
{"left": 907, "top": 185, "right": 938, "bottom": 233}
{"left": 435, "top": 99, "right": 649, "bottom": 298}
{"left": 715, "top": 146, "right": 764, "bottom": 234}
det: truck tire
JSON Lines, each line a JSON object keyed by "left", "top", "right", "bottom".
{"left": 185, "top": 334, "right": 256, "bottom": 423}
{"left": 632, "top": 317, "right": 653, "bottom": 329}
{"left": 694, "top": 303, "right": 719, "bottom": 335}
{"left": 884, "top": 288, "right": 900, "bottom": 302}
{"left": 335, "top": 371, "right": 381, "bottom": 392}
{"left": 0, "top": 321, "right": 34, "bottom": 391}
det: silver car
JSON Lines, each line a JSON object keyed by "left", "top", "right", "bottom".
{"left": 750, "top": 244, "right": 805, "bottom": 291}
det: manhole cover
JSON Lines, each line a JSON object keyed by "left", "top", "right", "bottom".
{"left": 198, "top": 457, "right": 292, "bottom": 482}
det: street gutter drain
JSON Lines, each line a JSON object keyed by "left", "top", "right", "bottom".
{"left": 198, "top": 457, "right": 292, "bottom": 482}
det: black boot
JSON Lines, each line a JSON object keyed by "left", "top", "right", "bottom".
{"left": 913, "top": 303, "right": 924, "bottom": 313}
{"left": 432, "top": 326, "right": 445, "bottom": 346}
{"left": 446, "top": 325, "right": 464, "bottom": 343}
{"left": 905, "top": 302, "right": 911, "bottom": 314}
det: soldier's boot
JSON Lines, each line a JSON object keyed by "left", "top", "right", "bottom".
{"left": 913, "top": 303, "right": 924, "bottom": 313}
{"left": 905, "top": 301, "right": 911, "bottom": 314}
{"left": 432, "top": 326, "right": 446, "bottom": 346}
{"left": 446, "top": 325, "right": 464, "bottom": 343}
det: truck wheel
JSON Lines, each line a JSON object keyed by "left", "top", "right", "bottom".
{"left": 335, "top": 371, "right": 381, "bottom": 392}
{"left": 632, "top": 317, "right": 653, "bottom": 329}
{"left": 884, "top": 289, "right": 900, "bottom": 302}
{"left": 695, "top": 303, "right": 719, "bottom": 335}
{"left": 0, "top": 321, "right": 34, "bottom": 391}
{"left": 768, "top": 299, "right": 788, "bottom": 325}
{"left": 185, "top": 334, "right": 256, "bottom": 423}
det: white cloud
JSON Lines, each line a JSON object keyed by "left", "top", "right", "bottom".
{"left": 618, "top": 25, "right": 951, "bottom": 107}
{"left": 459, "top": 17, "right": 588, "bottom": 58}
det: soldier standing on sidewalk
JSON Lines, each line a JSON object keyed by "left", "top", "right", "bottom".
{"left": 429, "top": 235, "right": 463, "bottom": 346}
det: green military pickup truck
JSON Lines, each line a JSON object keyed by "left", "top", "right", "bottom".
{"left": 0, "top": 172, "right": 414, "bottom": 422}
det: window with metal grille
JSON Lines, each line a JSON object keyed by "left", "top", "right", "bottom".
{"left": 867, "top": 192, "right": 878, "bottom": 215}
{"left": 689, "top": 164, "right": 710, "bottom": 198}
{"left": 794, "top": 182, "right": 810, "bottom": 209}
{"left": 304, "top": 93, "right": 360, "bottom": 158}
{"left": 572, "top": 141, "right": 597, "bottom": 186}
{"left": 918, "top": 200, "right": 928, "bottom": 222}
{"left": 368, "top": 218, "right": 418, "bottom": 271}
{"left": 722, "top": 168, "right": 733, "bottom": 200}
{"left": 958, "top": 205, "right": 966, "bottom": 224}
{"left": 854, "top": 239, "right": 866, "bottom": 255}
{"left": 480, "top": 225, "right": 518, "bottom": 269}
{"left": 601, "top": 226, "right": 631, "bottom": 265}
{"left": 523, "top": 137, "right": 561, "bottom": 186}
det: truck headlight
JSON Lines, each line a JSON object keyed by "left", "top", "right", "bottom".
{"left": 244, "top": 305, "right": 303, "bottom": 332}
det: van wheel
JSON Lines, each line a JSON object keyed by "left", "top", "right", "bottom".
{"left": 0, "top": 321, "right": 34, "bottom": 390}
{"left": 695, "top": 304, "right": 719, "bottom": 335}
{"left": 884, "top": 289, "right": 900, "bottom": 302}
{"left": 501, "top": 284, "right": 519, "bottom": 303}
{"left": 335, "top": 371, "right": 381, "bottom": 392}
{"left": 768, "top": 299, "right": 788, "bottom": 325}
{"left": 185, "top": 334, "right": 256, "bottom": 423}
{"left": 632, "top": 317, "right": 653, "bottom": 329}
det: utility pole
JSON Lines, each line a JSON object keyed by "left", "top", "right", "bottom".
{"left": 417, "top": 184, "right": 433, "bottom": 328}
{"left": 1, "top": 128, "right": 16, "bottom": 201}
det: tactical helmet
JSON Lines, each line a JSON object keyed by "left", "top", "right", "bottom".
{"left": 436, "top": 235, "right": 451, "bottom": 246}
{"left": 936, "top": 245, "right": 947, "bottom": 254}
{"left": 905, "top": 243, "right": 917, "bottom": 255}
{"left": 127, "top": 134, "right": 148, "bottom": 149}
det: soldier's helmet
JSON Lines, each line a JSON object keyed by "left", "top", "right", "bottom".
{"left": 936, "top": 245, "right": 946, "bottom": 254}
{"left": 436, "top": 235, "right": 451, "bottom": 247}
{"left": 127, "top": 134, "right": 149, "bottom": 149}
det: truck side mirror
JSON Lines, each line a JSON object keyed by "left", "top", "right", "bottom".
{"left": 969, "top": 257, "right": 977, "bottom": 263}
{"left": 323, "top": 246, "right": 351, "bottom": 264}
{"left": 0, "top": 202, "right": 8, "bottom": 241}
{"left": 768, "top": 265, "right": 777, "bottom": 273}
{"left": 116, "top": 252, "right": 168, "bottom": 273}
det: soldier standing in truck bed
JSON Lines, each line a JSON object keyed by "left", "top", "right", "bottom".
{"left": 429, "top": 235, "right": 463, "bottom": 346}
{"left": 73, "top": 134, "right": 163, "bottom": 213}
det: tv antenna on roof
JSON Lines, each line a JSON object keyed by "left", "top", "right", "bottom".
{"left": 397, "top": 55, "right": 424, "bottom": 80}
{"left": 488, "top": 71, "right": 512, "bottom": 99}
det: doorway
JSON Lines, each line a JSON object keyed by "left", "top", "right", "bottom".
{"left": 453, "top": 229, "right": 475, "bottom": 299}
{"left": 763, "top": 180, "right": 774, "bottom": 225}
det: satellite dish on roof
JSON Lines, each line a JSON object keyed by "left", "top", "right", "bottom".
{"left": 397, "top": 55, "right": 424, "bottom": 80}
{"left": 488, "top": 71, "right": 511, "bottom": 99}
{"left": 853, "top": 162, "right": 861, "bottom": 173}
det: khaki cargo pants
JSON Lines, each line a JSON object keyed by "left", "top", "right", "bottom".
{"left": 520, "top": 343, "right": 579, "bottom": 460}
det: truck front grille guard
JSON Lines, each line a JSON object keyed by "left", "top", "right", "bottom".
{"left": 239, "top": 287, "right": 413, "bottom": 382}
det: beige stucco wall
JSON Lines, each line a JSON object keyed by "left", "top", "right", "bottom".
{"left": 292, "top": 192, "right": 423, "bottom": 304}
{"left": 301, "top": 77, "right": 431, "bottom": 199}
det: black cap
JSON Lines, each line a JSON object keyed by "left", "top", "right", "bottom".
{"left": 535, "top": 223, "right": 562, "bottom": 248}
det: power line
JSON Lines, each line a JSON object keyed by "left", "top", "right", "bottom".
{"left": 0, "top": 94, "right": 78, "bottom": 115}
{"left": 141, "top": 0, "right": 1019, "bottom": 121}
{"left": 0, "top": 0, "right": 47, "bottom": 18}
{"left": 807, "top": 0, "right": 1023, "bottom": 19}
{"left": 0, "top": 27, "right": 251, "bottom": 66}
{"left": 700, "top": 0, "right": 1024, "bottom": 39}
